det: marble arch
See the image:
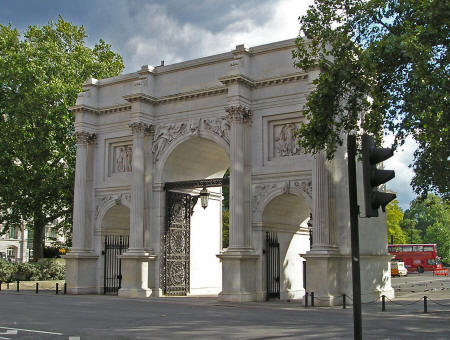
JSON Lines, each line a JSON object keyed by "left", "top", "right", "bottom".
{"left": 65, "top": 39, "right": 394, "bottom": 304}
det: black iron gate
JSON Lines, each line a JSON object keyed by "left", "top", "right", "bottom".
{"left": 266, "top": 231, "right": 280, "bottom": 300}
{"left": 103, "top": 235, "right": 129, "bottom": 294}
{"left": 161, "top": 191, "right": 193, "bottom": 296}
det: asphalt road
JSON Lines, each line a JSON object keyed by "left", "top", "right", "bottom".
{"left": 1, "top": 276, "right": 449, "bottom": 340}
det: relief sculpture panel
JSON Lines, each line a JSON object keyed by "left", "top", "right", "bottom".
{"left": 114, "top": 145, "right": 133, "bottom": 173}
{"left": 274, "top": 122, "right": 303, "bottom": 157}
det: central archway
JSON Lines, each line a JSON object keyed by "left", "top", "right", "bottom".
{"left": 158, "top": 135, "right": 230, "bottom": 296}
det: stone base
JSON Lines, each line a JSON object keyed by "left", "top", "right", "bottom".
{"left": 302, "top": 251, "right": 394, "bottom": 306}
{"left": 118, "top": 250, "right": 156, "bottom": 298}
{"left": 217, "top": 249, "right": 259, "bottom": 302}
{"left": 63, "top": 250, "right": 99, "bottom": 294}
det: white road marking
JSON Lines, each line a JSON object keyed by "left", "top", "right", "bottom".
{"left": 68, "top": 337, "right": 81, "bottom": 340}
{"left": 0, "top": 337, "right": 11, "bottom": 340}
{"left": 0, "top": 327, "right": 63, "bottom": 335}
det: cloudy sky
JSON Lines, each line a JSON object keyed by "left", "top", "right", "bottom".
{"left": 0, "top": 0, "right": 417, "bottom": 209}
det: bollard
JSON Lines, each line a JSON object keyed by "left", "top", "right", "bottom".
{"left": 343, "top": 294, "right": 346, "bottom": 309}
{"left": 36, "top": 282, "right": 39, "bottom": 294}
{"left": 7, "top": 282, "right": 9, "bottom": 289}
{"left": 56, "top": 282, "right": 59, "bottom": 295}
{"left": 305, "top": 292, "right": 309, "bottom": 307}
{"left": 311, "top": 292, "right": 315, "bottom": 307}
{"left": 16, "top": 280, "right": 19, "bottom": 292}
{"left": 423, "top": 296, "right": 428, "bottom": 313}
{"left": 64, "top": 283, "right": 67, "bottom": 295}
{"left": 0, "top": 281, "right": 2, "bottom": 291}
{"left": 382, "top": 295, "right": 386, "bottom": 312}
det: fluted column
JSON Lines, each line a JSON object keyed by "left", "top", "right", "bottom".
{"left": 129, "top": 122, "right": 151, "bottom": 251}
{"left": 72, "top": 131, "right": 96, "bottom": 251}
{"left": 312, "top": 152, "right": 332, "bottom": 249}
{"left": 225, "top": 105, "right": 252, "bottom": 250}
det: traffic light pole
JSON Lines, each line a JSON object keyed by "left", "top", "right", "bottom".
{"left": 347, "top": 134, "right": 362, "bottom": 340}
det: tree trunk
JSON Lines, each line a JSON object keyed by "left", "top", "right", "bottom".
{"left": 32, "top": 218, "right": 45, "bottom": 262}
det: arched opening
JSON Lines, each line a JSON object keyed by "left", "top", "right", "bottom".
{"left": 161, "top": 136, "right": 229, "bottom": 296}
{"left": 101, "top": 204, "right": 130, "bottom": 236}
{"left": 262, "top": 193, "right": 311, "bottom": 300}
{"left": 101, "top": 204, "right": 130, "bottom": 294}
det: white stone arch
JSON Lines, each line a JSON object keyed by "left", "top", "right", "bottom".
{"left": 95, "top": 194, "right": 131, "bottom": 235}
{"left": 253, "top": 179, "right": 312, "bottom": 224}
{"left": 154, "top": 129, "right": 230, "bottom": 184}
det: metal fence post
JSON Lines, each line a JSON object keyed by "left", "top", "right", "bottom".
{"left": 56, "top": 282, "right": 59, "bottom": 295}
{"left": 36, "top": 282, "right": 39, "bottom": 294}
{"left": 424, "top": 296, "right": 428, "bottom": 313}
{"left": 64, "top": 283, "right": 67, "bottom": 294}
{"left": 382, "top": 295, "right": 386, "bottom": 312}
{"left": 0, "top": 282, "right": 2, "bottom": 291}
{"left": 343, "top": 294, "right": 346, "bottom": 309}
{"left": 16, "top": 280, "right": 19, "bottom": 292}
{"left": 305, "top": 292, "right": 309, "bottom": 307}
{"left": 311, "top": 292, "right": 315, "bottom": 307}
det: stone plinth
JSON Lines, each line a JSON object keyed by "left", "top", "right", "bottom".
{"left": 217, "top": 250, "right": 259, "bottom": 302}
{"left": 118, "top": 252, "right": 156, "bottom": 298}
{"left": 64, "top": 251, "right": 98, "bottom": 294}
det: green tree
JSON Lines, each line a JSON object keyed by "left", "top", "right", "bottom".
{"left": 0, "top": 18, "right": 124, "bottom": 261}
{"left": 293, "top": 0, "right": 449, "bottom": 199}
{"left": 403, "top": 194, "right": 450, "bottom": 261}
{"left": 386, "top": 199, "right": 406, "bottom": 244}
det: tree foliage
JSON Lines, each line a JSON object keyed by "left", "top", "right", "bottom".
{"left": 293, "top": 0, "right": 449, "bottom": 199}
{"left": 403, "top": 194, "right": 450, "bottom": 262}
{"left": 386, "top": 199, "right": 407, "bottom": 244}
{"left": 0, "top": 18, "right": 124, "bottom": 261}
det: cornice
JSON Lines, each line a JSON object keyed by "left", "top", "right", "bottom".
{"left": 219, "top": 72, "right": 308, "bottom": 88}
{"left": 69, "top": 104, "right": 132, "bottom": 115}
{"left": 70, "top": 72, "right": 308, "bottom": 115}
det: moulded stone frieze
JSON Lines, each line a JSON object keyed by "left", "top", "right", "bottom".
{"left": 189, "top": 118, "right": 200, "bottom": 136}
{"left": 202, "top": 118, "right": 230, "bottom": 144}
{"left": 274, "top": 122, "right": 303, "bottom": 157}
{"left": 74, "top": 131, "right": 96, "bottom": 145}
{"left": 225, "top": 105, "right": 253, "bottom": 124}
{"left": 152, "top": 122, "right": 188, "bottom": 161}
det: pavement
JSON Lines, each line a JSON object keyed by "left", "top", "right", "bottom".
{"left": 0, "top": 275, "right": 449, "bottom": 340}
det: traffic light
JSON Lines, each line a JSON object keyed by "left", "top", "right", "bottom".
{"left": 362, "top": 134, "right": 396, "bottom": 217}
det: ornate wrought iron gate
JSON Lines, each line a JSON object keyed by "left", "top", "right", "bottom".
{"left": 103, "top": 235, "right": 129, "bottom": 294}
{"left": 161, "top": 191, "right": 193, "bottom": 296}
{"left": 266, "top": 231, "right": 280, "bottom": 300}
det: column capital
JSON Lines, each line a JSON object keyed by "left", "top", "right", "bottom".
{"left": 129, "top": 122, "right": 152, "bottom": 136}
{"left": 74, "top": 131, "right": 96, "bottom": 145}
{"left": 225, "top": 105, "right": 252, "bottom": 124}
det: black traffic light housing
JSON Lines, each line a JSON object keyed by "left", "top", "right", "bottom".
{"left": 362, "top": 134, "right": 396, "bottom": 217}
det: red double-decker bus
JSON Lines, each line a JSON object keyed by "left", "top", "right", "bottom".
{"left": 388, "top": 244, "right": 442, "bottom": 273}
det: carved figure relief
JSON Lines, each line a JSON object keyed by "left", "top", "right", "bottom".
{"left": 202, "top": 118, "right": 230, "bottom": 144}
{"left": 95, "top": 192, "right": 131, "bottom": 219}
{"left": 274, "top": 123, "right": 303, "bottom": 157}
{"left": 115, "top": 145, "right": 132, "bottom": 173}
{"left": 152, "top": 122, "right": 188, "bottom": 161}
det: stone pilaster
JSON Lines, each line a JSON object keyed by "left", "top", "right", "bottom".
{"left": 218, "top": 105, "right": 258, "bottom": 302}
{"left": 128, "top": 122, "right": 151, "bottom": 252}
{"left": 64, "top": 130, "right": 98, "bottom": 294}
{"left": 72, "top": 131, "right": 96, "bottom": 251}
{"left": 119, "top": 121, "right": 155, "bottom": 298}
{"left": 311, "top": 152, "right": 335, "bottom": 251}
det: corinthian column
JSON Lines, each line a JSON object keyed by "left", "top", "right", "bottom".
{"left": 312, "top": 152, "right": 333, "bottom": 249}
{"left": 128, "top": 122, "right": 151, "bottom": 251}
{"left": 225, "top": 105, "right": 253, "bottom": 250}
{"left": 72, "top": 131, "right": 96, "bottom": 251}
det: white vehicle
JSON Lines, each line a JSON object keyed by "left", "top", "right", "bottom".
{"left": 391, "top": 261, "right": 408, "bottom": 277}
